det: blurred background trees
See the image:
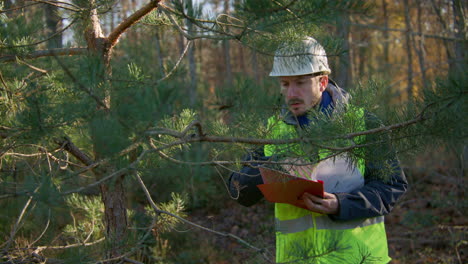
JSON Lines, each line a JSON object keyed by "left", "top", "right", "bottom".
{"left": 0, "top": 0, "right": 466, "bottom": 263}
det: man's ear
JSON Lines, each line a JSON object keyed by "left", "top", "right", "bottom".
{"left": 319, "top": 76, "right": 329, "bottom": 92}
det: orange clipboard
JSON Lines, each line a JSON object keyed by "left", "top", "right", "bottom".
{"left": 256, "top": 167, "right": 324, "bottom": 209}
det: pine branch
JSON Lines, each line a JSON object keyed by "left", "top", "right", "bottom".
{"left": 107, "top": 0, "right": 162, "bottom": 49}
{"left": 156, "top": 40, "right": 192, "bottom": 83}
{"left": 0, "top": 2, "right": 41, "bottom": 12}
{"left": 1, "top": 189, "right": 37, "bottom": 251}
{"left": 29, "top": 0, "right": 80, "bottom": 12}
{"left": 55, "top": 137, "right": 94, "bottom": 166}
{"left": 52, "top": 55, "right": 109, "bottom": 109}
{"left": 161, "top": 7, "right": 234, "bottom": 40}
{"left": 134, "top": 172, "right": 274, "bottom": 262}
{"left": 0, "top": 17, "right": 79, "bottom": 50}
{"left": 0, "top": 47, "right": 87, "bottom": 62}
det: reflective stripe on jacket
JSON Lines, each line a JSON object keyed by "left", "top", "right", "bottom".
{"left": 264, "top": 108, "right": 390, "bottom": 264}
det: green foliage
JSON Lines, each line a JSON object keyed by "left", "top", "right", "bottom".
{"left": 140, "top": 9, "right": 172, "bottom": 27}
{"left": 63, "top": 194, "right": 104, "bottom": 242}
{"left": 146, "top": 192, "right": 187, "bottom": 232}
{"left": 1, "top": 0, "right": 465, "bottom": 263}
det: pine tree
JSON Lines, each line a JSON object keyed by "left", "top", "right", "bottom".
{"left": 0, "top": 0, "right": 466, "bottom": 263}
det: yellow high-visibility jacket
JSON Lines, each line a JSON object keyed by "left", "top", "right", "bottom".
{"left": 264, "top": 109, "right": 389, "bottom": 264}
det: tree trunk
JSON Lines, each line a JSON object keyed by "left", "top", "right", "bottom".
{"left": 251, "top": 50, "right": 259, "bottom": 83}
{"left": 403, "top": 0, "right": 414, "bottom": 97}
{"left": 452, "top": 0, "right": 466, "bottom": 74}
{"left": 186, "top": 0, "right": 197, "bottom": 106}
{"left": 430, "top": 0, "right": 456, "bottom": 74}
{"left": 382, "top": 0, "right": 390, "bottom": 68}
{"left": 155, "top": 29, "right": 166, "bottom": 77}
{"left": 85, "top": 6, "right": 128, "bottom": 263}
{"left": 336, "top": 13, "right": 352, "bottom": 89}
{"left": 223, "top": 0, "right": 233, "bottom": 86}
{"left": 44, "top": 4, "right": 62, "bottom": 49}
{"left": 414, "top": 0, "right": 428, "bottom": 90}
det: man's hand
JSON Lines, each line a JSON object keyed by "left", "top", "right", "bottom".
{"left": 299, "top": 192, "right": 339, "bottom": 215}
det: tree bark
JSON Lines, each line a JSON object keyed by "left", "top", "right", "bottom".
{"left": 382, "top": 0, "right": 390, "bottom": 67}
{"left": 155, "top": 29, "right": 166, "bottom": 77}
{"left": 251, "top": 50, "right": 259, "bottom": 83}
{"left": 82, "top": 1, "right": 161, "bottom": 261}
{"left": 44, "top": 4, "right": 62, "bottom": 49}
{"left": 414, "top": 0, "right": 428, "bottom": 90}
{"left": 452, "top": 0, "right": 466, "bottom": 74}
{"left": 403, "top": 0, "right": 414, "bottom": 97}
{"left": 430, "top": 0, "right": 456, "bottom": 74}
{"left": 336, "top": 13, "right": 352, "bottom": 89}
{"left": 186, "top": 0, "right": 197, "bottom": 106}
{"left": 223, "top": 0, "right": 233, "bottom": 86}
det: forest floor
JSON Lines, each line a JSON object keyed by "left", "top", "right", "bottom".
{"left": 186, "top": 165, "right": 466, "bottom": 264}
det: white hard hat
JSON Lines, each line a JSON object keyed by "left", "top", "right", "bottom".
{"left": 269, "top": 37, "right": 331, "bottom": 77}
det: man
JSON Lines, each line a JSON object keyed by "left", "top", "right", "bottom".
{"left": 228, "top": 37, "right": 407, "bottom": 263}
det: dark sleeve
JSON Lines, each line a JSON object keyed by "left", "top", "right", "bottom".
{"left": 228, "top": 149, "right": 268, "bottom": 207}
{"left": 331, "top": 161, "right": 407, "bottom": 220}
{"left": 329, "top": 112, "right": 408, "bottom": 221}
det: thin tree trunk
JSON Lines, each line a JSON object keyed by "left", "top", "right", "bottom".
{"left": 44, "top": 4, "right": 62, "bottom": 49}
{"left": 155, "top": 29, "right": 165, "bottom": 77}
{"left": 403, "top": 0, "right": 414, "bottom": 97}
{"left": 452, "top": 0, "right": 466, "bottom": 73}
{"left": 186, "top": 0, "right": 197, "bottom": 106}
{"left": 336, "top": 13, "right": 352, "bottom": 89}
{"left": 414, "top": 0, "right": 428, "bottom": 90}
{"left": 382, "top": 0, "right": 390, "bottom": 67}
{"left": 223, "top": 0, "right": 233, "bottom": 86}
{"left": 431, "top": 0, "right": 456, "bottom": 73}
{"left": 251, "top": 50, "right": 259, "bottom": 83}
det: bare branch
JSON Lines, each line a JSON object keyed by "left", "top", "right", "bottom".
{"left": 156, "top": 40, "right": 192, "bottom": 83}
{"left": 0, "top": 47, "right": 87, "bottom": 62}
{"left": 161, "top": 7, "right": 232, "bottom": 40}
{"left": 17, "top": 58, "right": 48, "bottom": 74}
{"left": 33, "top": 237, "right": 105, "bottom": 252}
{"left": 29, "top": 0, "right": 80, "bottom": 12}
{"left": 0, "top": 2, "right": 41, "bottom": 13}
{"left": 55, "top": 137, "right": 94, "bottom": 166}
{"left": 1, "top": 189, "right": 37, "bottom": 251}
{"left": 107, "top": 0, "right": 162, "bottom": 49}
{"left": 30, "top": 209, "right": 51, "bottom": 247}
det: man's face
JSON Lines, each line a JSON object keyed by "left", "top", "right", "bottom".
{"left": 279, "top": 74, "right": 328, "bottom": 116}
